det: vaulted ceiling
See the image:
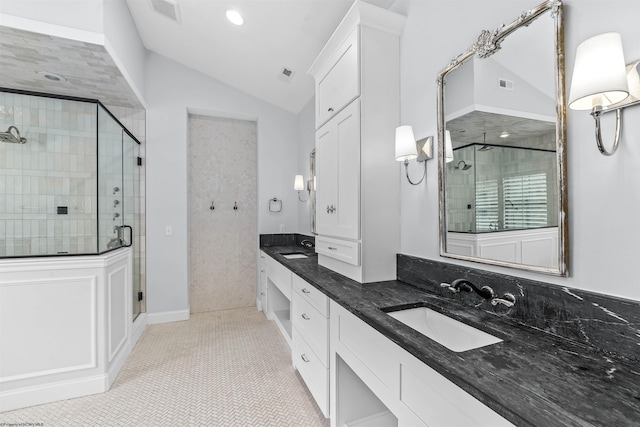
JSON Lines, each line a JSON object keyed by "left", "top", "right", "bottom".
{"left": 125, "top": 0, "right": 396, "bottom": 113}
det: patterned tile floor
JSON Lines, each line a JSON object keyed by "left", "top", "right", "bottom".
{"left": 0, "top": 307, "right": 329, "bottom": 427}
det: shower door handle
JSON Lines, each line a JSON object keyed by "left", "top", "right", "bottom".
{"left": 121, "top": 225, "right": 133, "bottom": 247}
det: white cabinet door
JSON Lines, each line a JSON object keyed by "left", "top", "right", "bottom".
{"left": 316, "top": 100, "right": 360, "bottom": 240}
{"left": 316, "top": 27, "right": 360, "bottom": 127}
{"left": 316, "top": 122, "right": 338, "bottom": 236}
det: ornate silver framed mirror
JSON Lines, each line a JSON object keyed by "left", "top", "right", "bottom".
{"left": 437, "top": 0, "right": 568, "bottom": 276}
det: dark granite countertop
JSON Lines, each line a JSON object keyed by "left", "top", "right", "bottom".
{"left": 260, "top": 245, "right": 640, "bottom": 427}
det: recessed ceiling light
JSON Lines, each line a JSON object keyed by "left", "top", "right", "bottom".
{"left": 37, "top": 71, "right": 67, "bottom": 82}
{"left": 226, "top": 10, "right": 244, "bottom": 26}
{"left": 499, "top": 131, "right": 510, "bottom": 138}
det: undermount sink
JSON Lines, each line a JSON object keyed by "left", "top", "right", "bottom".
{"left": 281, "top": 252, "right": 308, "bottom": 260}
{"left": 384, "top": 305, "right": 502, "bottom": 352}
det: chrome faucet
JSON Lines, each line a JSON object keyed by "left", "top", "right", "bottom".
{"left": 491, "top": 293, "right": 516, "bottom": 308}
{"left": 300, "top": 239, "right": 314, "bottom": 249}
{"left": 440, "top": 278, "right": 495, "bottom": 300}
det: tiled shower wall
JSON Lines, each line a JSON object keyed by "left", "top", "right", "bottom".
{"left": 447, "top": 144, "right": 557, "bottom": 232}
{"left": 0, "top": 91, "right": 98, "bottom": 256}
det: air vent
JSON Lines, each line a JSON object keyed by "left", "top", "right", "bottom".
{"left": 150, "top": 0, "right": 181, "bottom": 24}
{"left": 278, "top": 67, "right": 296, "bottom": 83}
{"left": 498, "top": 78, "right": 514, "bottom": 91}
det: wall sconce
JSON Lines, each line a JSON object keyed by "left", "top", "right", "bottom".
{"left": 445, "top": 130, "right": 454, "bottom": 163}
{"left": 395, "top": 125, "right": 433, "bottom": 185}
{"left": 294, "top": 174, "right": 311, "bottom": 202}
{"left": 568, "top": 32, "right": 640, "bottom": 156}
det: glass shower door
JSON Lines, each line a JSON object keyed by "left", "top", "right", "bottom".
{"left": 98, "top": 105, "right": 124, "bottom": 252}
{"left": 123, "top": 132, "right": 142, "bottom": 318}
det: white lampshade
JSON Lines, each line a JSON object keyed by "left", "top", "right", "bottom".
{"left": 569, "top": 32, "right": 629, "bottom": 110}
{"left": 294, "top": 175, "right": 305, "bottom": 191}
{"left": 395, "top": 125, "right": 417, "bottom": 161}
{"left": 445, "top": 130, "right": 454, "bottom": 163}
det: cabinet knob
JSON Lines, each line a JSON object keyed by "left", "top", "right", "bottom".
{"left": 301, "top": 354, "right": 310, "bottom": 363}
{"left": 301, "top": 313, "right": 311, "bottom": 320}
{"left": 301, "top": 288, "right": 311, "bottom": 294}
{"left": 327, "top": 246, "right": 338, "bottom": 251}
{"left": 328, "top": 107, "right": 334, "bottom": 113}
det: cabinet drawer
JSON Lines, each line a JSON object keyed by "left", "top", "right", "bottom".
{"left": 337, "top": 304, "right": 396, "bottom": 390}
{"left": 316, "top": 236, "right": 360, "bottom": 266}
{"left": 293, "top": 328, "right": 329, "bottom": 416}
{"left": 293, "top": 291, "right": 329, "bottom": 363}
{"left": 316, "top": 27, "right": 360, "bottom": 127}
{"left": 400, "top": 355, "right": 514, "bottom": 427}
{"left": 266, "top": 255, "right": 292, "bottom": 299}
{"left": 293, "top": 275, "right": 329, "bottom": 318}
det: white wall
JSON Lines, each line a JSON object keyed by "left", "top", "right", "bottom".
{"left": 391, "top": 0, "right": 640, "bottom": 301}
{"left": 0, "top": 0, "right": 103, "bottom": 33}
{"left": 145, "top": 52, "right": 299, "bottom": 315}
{"left": 103, "top": 0, "right": 146, "bottom": 104}
{"left": 296, "top": 98, "right": 316, "bottom": 235}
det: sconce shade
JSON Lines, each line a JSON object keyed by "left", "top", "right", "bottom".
{"left": 294, "top": 174, "right": 305, "bottom": 191}
{"left": 395, "top": 125, "right": 418, "bottom": 161}
{"left": 569, "top": 32, "right": 629, "bottom": 110}
{"left": 445, "top": 130, "right": 454, "bottom": 163}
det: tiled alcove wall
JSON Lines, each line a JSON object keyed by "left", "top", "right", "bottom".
{"left": 188, "top": 115, "right": 257, "bottom": 313}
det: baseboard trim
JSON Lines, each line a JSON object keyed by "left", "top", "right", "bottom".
{"left": 131, "top": 313, "right": 147, "bottom": 348}
{"left": 147, "top": 308, "right": 190, "bottom": 324}
{"left": 0, "top": 374, "right": 107, "bottom": 413}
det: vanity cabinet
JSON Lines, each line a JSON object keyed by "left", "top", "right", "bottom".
{"left": 258, "top": 251, "right": 268, "bottom": 314}
{"left": 292, "top": 275, "right": 330, "bottom": 417}
{"left": 308, "top": 0, "right": 405, "bottom": 283}
{"left": 330, "top": 301, "right": 514, "bottom": 427}
{"left": 265, "top": 254, "right": 292, "bottom": 345}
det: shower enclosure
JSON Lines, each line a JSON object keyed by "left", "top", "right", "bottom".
{"left": 446, "top": 143, "right": 558, "bottom": 233}
{"left": 0, "top": 89, "right": 144, "bottom": 317}
{"left": 445, "top": 143, "right": 559, "bottom": 268}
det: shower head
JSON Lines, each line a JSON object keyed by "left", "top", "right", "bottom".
{"left": 455, "top": 160, "right": 472, "bottom": 170}
{"left": 0, "top": 126, "right": 27, "bottom": 144}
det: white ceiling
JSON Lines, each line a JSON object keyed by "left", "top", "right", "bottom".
{"left": 125, "top": 0, "right": 395, "bottom": 114}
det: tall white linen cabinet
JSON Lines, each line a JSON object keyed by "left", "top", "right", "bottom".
{"left": 308, "top": 1, "right": 406, "bottom": 283}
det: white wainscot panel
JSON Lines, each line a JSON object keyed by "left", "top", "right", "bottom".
{"left": 0, "top": 277, "right": 98, "bottom": 381}
{"left": 448, "top": 228, "right": 558, "bottom": 268}
{"left": 0, "top": 248, "right": 140, "bottom": 413}
{"left": 108, "top": 265, "right": 128, "bottom": 362}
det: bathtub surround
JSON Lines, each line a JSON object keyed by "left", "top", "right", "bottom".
{"left": 188, "top": 115, "right": 257, "bottom": 313}
{"left": 398, "top": 254, "right": 640, "bottom": 362}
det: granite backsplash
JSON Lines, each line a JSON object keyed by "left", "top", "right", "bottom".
{"left": 397, "top": 254, "right": 640, "bottom": 362}
{"left": 260, "top": 233, "right": 315, "bottom": 248}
